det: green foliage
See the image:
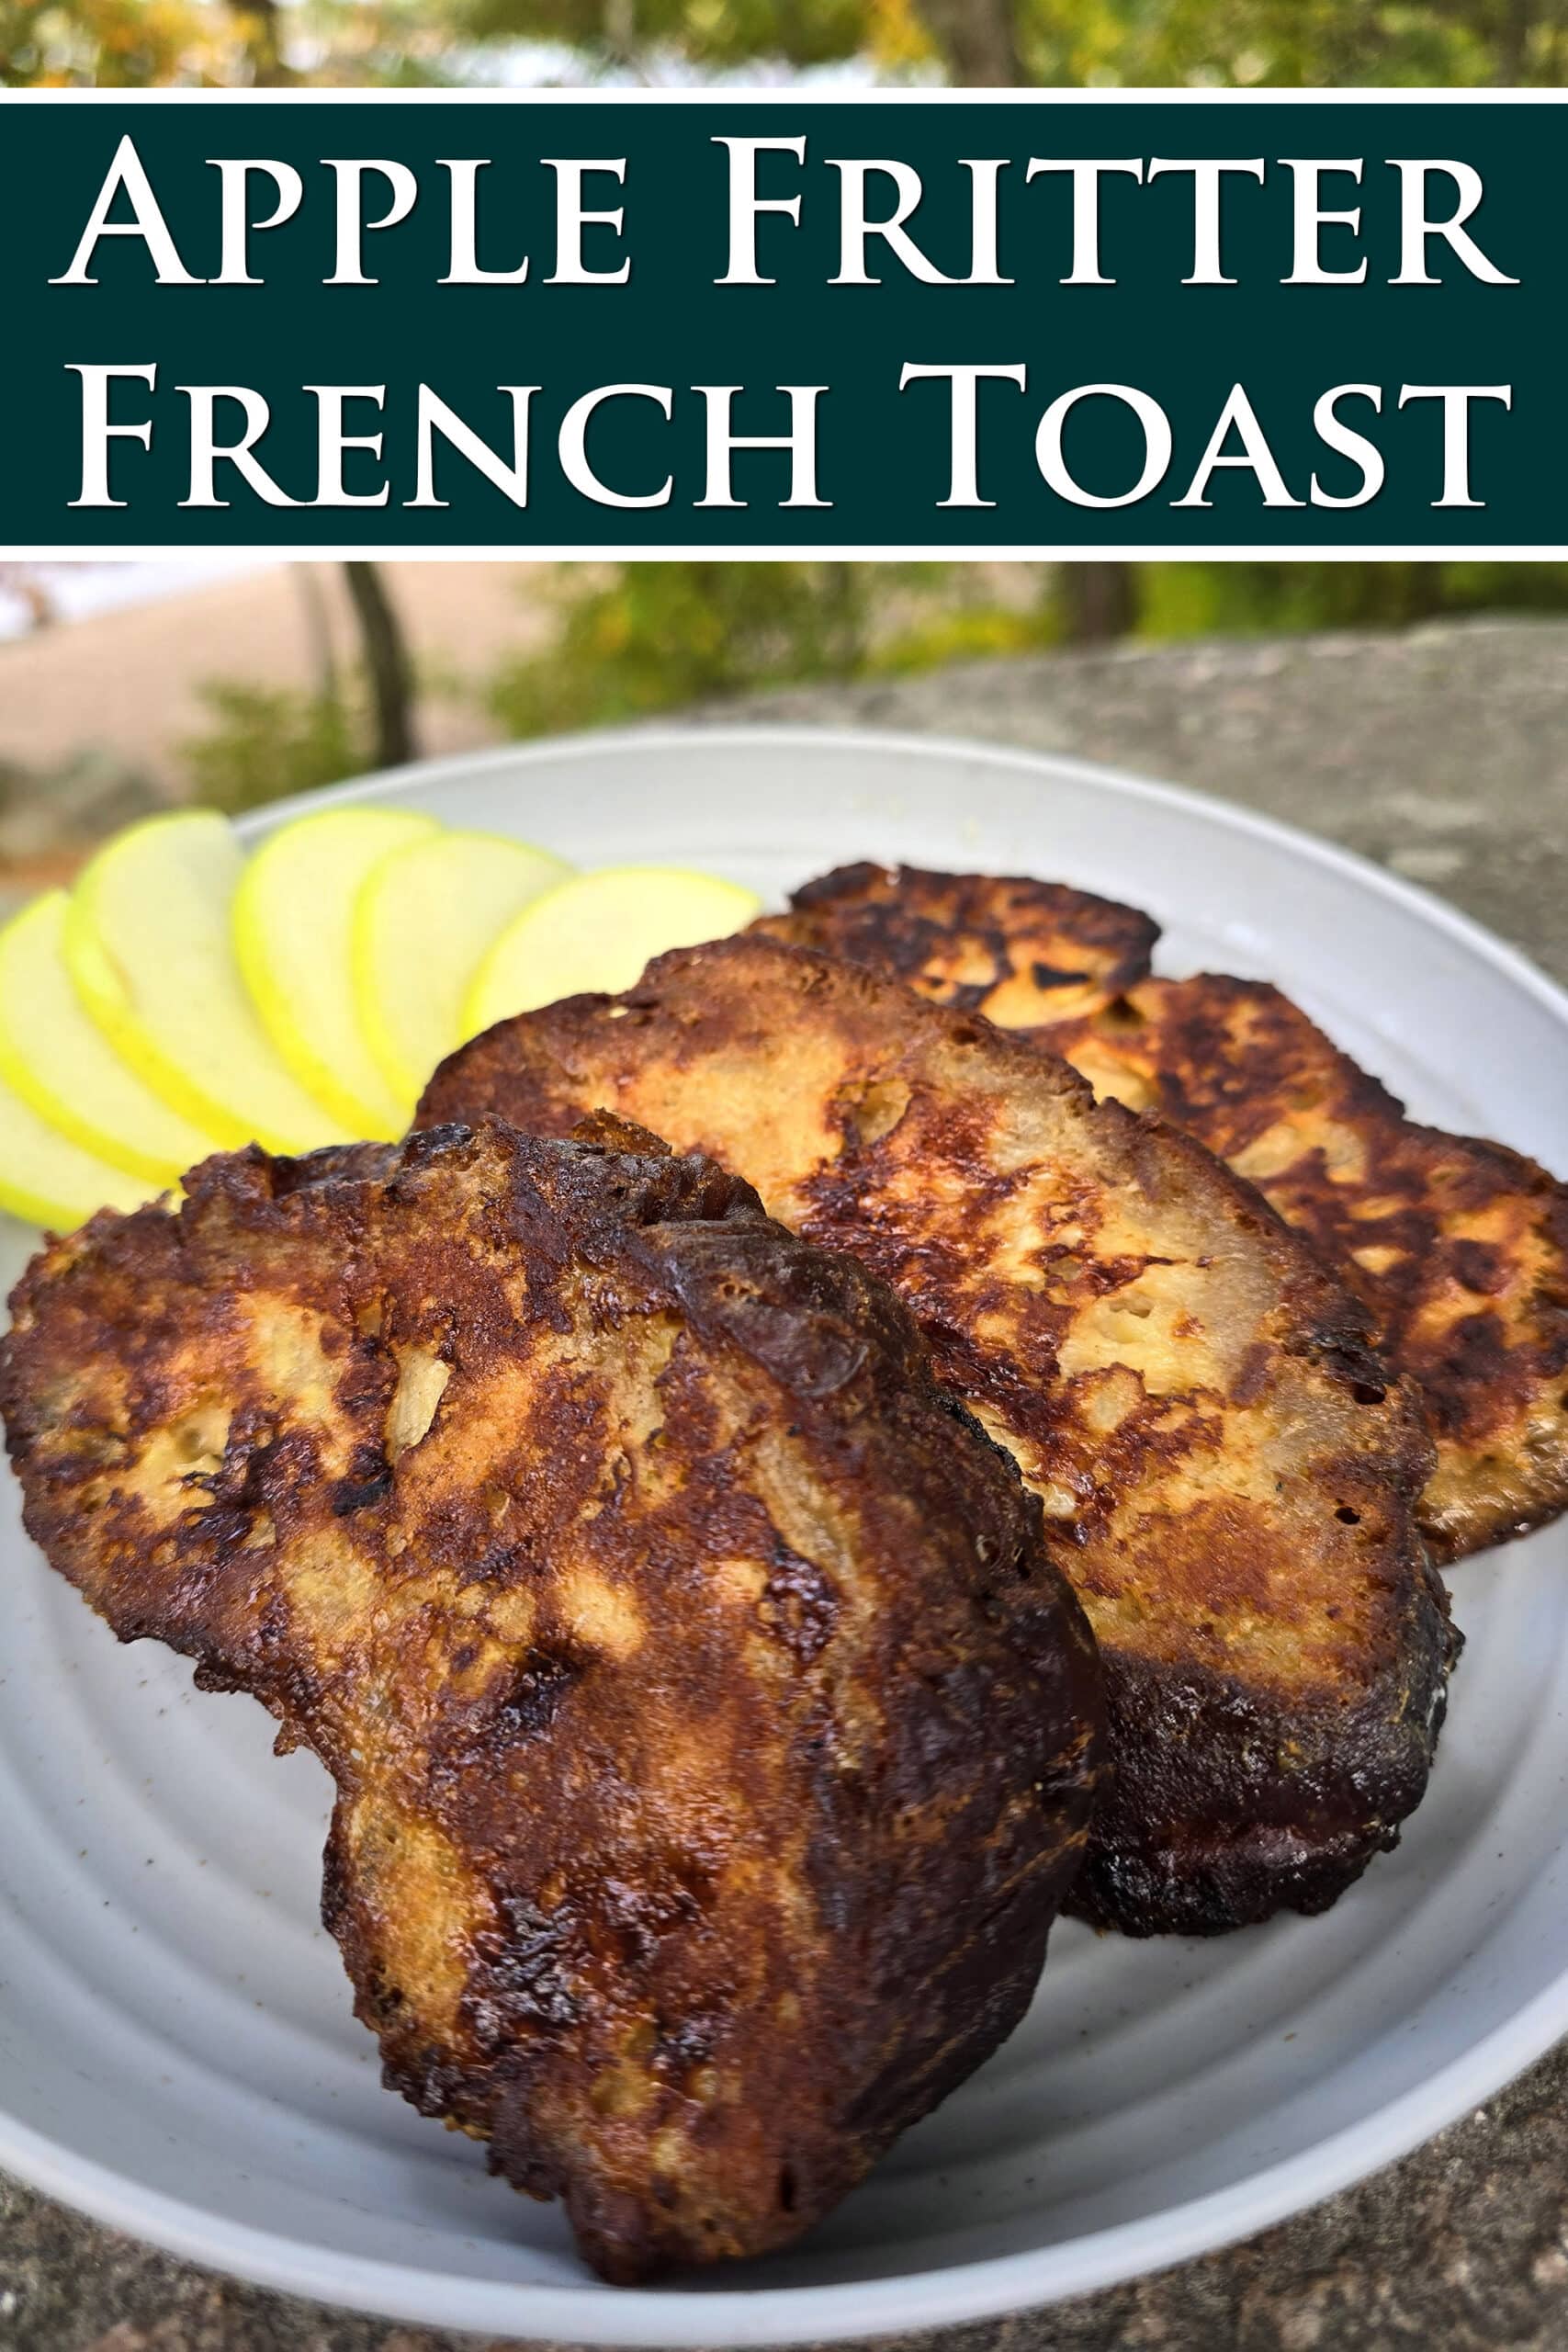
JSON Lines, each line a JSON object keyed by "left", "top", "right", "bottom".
{"left": 491, "top": 562, "right": 873, "bottom": 734}
{"left": 873, "top": 598, "right": 1060, "bottom": 672}
{"left": 1, "top": 0, "right": 231, "bottom": 85}
{"left": 489, "top": 558, "right": 1568, "bottom": 743}
{"left": 17, "top": 0, "right": 1568, "bottom": 98}
{"left": 1134, "top": 562, "right": 1568, "bottom": 639}
{"left": 180, "top": 679, "right": 367, "bottom": 811}
{"left": 0, "top": 743, "right": 162, "bottom": 841}
{"left": 1, "top": 0, "right": 460, "bottom": 86}
{"left": 434, "top": 0, "right": 1568, "bottom": 90}
{"left": 1079, "top": 0, "right": 1565, "bottom": 87}
{"left": 487, "top": 561, "right": 1056, "bottom": 736}
{"left": 457, "top": 0, "right": 873, "bottom": 70}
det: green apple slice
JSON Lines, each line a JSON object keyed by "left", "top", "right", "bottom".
{"left": 0, "top": 1066, "right": 159, "bottom": 1232}
{"left": 462, "top": 866, "right": 763, "bottom": 1037}
{"left": 0, "top": 891, "right": 219, "bottom": 1185}
{"left": 233, "top": 807, "right": 441, "bottom": 1139}
{"left": 353, "top": 828, "right": 572, "bottom": 1114}
{"left": 65, "top": 809, "right": 349, "bottom": 1156}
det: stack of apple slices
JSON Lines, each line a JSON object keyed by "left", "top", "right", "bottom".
{"left": 0, "top": 806, "right": 760, "bottom": 1235}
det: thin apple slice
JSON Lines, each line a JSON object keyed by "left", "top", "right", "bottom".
{"left": 462, "top": 867, "right": 762, "bottom": 1037}
{"left": 353, "top": 828, "right": 571, "bottom": 1114}
{"left": 0, "top": 1066, "right": 158, "bottom": 1232}
{"left": 65, "top": 810, "right": 349, "bottom": 1156}
{"left": 0, "top": 891, "right": 219, "bottom": 1184}
{"left": 233, "top": 807, "right": 441, "bottom": 1138}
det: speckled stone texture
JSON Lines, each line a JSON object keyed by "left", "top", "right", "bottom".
{"left": 4, "top": 616, "right": 1565, "bottom": 2352}
{"left": 716, "top": 616, "right": 1568, "bottom": 991}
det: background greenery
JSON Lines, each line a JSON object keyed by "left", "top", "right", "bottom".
{"left": 175, "top": 555, "right": 1568, "bottom": 812}
{"left": 8, "top": 0, "right": 1568, "bottom": 90}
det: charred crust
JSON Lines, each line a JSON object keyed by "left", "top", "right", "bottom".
{"left": 756, "top": 863, "right": 1160, "bottom": 1017}
{"left": 0, "top": 1114, "right": 1103, "bottom": 2285}
{"left": 1072, "top": 1591, "right": 1458, "bottom": 1936}
{"left": 1043, "top": 973, "right": 1568, "bottom": 1561}
{"left": 750, "top": 866, "right": 1568, "bottom": 1566}
{"left": 419, "top": 933, "right": 1456, "bottom": 1948}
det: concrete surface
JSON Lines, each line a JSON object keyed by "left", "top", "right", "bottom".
{"left": 716, "top": 617, "right": 1568, "bottom": 990}
{"left": 3, "top": 614, "right": 1566, "bottom": 2352}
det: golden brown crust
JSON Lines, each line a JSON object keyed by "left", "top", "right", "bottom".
{"left": 0, "top": 1117, "right": 1103, "bottom": 2281}
{"left": 755, "top": 862, "right": 1158, "bottom": 1027}
{"left": 1043, "top": 978, "right": 1568, "bottom": 1565}
{"left": 419, "top": 939, "right": 1457, "bottom": 1939}
{"left": 764, "top": 865, "right": 1568, "bottom": 1563}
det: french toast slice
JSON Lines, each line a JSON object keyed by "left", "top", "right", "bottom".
{"left": 758, "top": 861, "right": 1157, "bottom": 1027}
{"left": 1044, "top": 978, "right": 1568, "bottom": 1563}
{"left": 764, "top": 864, "right": 1568, "bottom": 1562}
{"left": 0, "top": 1115, "right": 1103, "bottom": 2280}
{"left": 419, "top": 939, "right": 1457, "bottom": 1939}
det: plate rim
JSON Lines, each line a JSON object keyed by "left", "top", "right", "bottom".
{"left": 5, "top": 720, "right": 1567, "bottom": 2346}
{"left": 236, "top": 718, "right": 1568, "bottom": 1046}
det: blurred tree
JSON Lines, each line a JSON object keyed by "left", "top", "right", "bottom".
{"left": 344, "top": 560, "right": 419, "bottom": 767}
{"left": 228, "top": 0, "right": 289, "bottom": 79}
{"left": 1084, "top": 0, "right": 1568, "bottom": 85}
{"left": 290, "top": 565, "right": 341, "bottom": 706}
{"left": 12, "top": 0, "right": 1565, "bottom": 110}
{"left": 1135, "top": 559, "right": 1568, "bottom": 636}
{"left": 442, "top": 0, "right": 1568, "bottom": 89}
{"left": 454, "top": 0, "right": 874, "bottom": 72}
{"left": 487, "top": 560, "right": 1054, "bottom": 736}
{"left": 0, "top": 565, "right": 59, "bottom": 629}
{"left": 489, "top": 560, "right": 882, "bottom": 734}
{"left": 1, "top": 0, "right": 231, "bottom": 84}
{"left": 0, "top": 0, "right": 450, "bottom": 82}
{"left": 182, "top": 561, "right": 418, "bottom": 803}
{"left": 182, "top": 678, "right": 367, "bottom": 809}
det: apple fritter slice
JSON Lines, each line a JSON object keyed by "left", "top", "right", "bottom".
{"left": 755, "top": 860, "right": 1156, "bottom": 1027}
{"left": 0, "top": 1115, "right": 1102, "bottom": 2283}
{"left": 419, "top": 940, "right": 1458, "bottom": 1939}
{"left": 763, "top": 863, "right": 1568, "bottom": 1563}
{"left": 1037, "top": 978, "right": 1568, "bottom": 1564}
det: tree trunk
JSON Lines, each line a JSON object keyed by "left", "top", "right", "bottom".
{"left": 1057, "top": 562, "right": 1137, "bottom": 644}
{"left": 228, "top": 0, "right": 292, "bottom": 82}
{"left": 18, "top": 576, "right": 55, "bottom": 631}
{"left": 908, "top": 0, "right": 1134, "bottom": 634}
{"left": 0, "top": 565, "right": 57, "bottom": 631}
{"left": 344, "top": 562, "right": 418, "bottom": 771}
{"left": 292, "top": 564, "right": 340, "bottom": 706}
{"left": 1495, "top": 0, "right": 1532, "bottom": 80}
{"left": 909, "top": 0, "right": 1020, "bottom": 85}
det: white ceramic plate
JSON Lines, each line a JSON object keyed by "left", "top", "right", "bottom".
{"left": 2, "top": 726, "right": 1566, "bottom": 2346}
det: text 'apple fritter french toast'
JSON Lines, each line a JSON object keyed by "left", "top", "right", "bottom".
{"left": 763, "top": 863, "right": 1568, "bottom": 1563}
{"left": 0, "top": 1115, "right": 1104, "bottom": 2282}
{"left": 419, "top": 940, "right": 1458, "bottom": 1940}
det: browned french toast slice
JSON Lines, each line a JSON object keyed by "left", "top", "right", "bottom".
{"left": 0, "top": 1115, "right": 1103, "bottom": 2279}
{"left": 763, "top": 864, "right": 1568, "bottom": 1562}
{"left": 420, "top": 939, "right": 1457, "bottom": 1939}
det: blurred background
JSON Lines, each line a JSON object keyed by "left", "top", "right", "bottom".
{"left": 6, "top": 0, "right": 1568, "bottom": 89}
{"left": 3, "top": 551, "right": 1566, "bottom": 892}
{"left": 5, "top": 0, "right": 1566, "bottom": 883}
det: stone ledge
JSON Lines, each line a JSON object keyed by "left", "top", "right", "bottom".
{"left": 707, "top": 616, "right": 1568, "bottom": 981}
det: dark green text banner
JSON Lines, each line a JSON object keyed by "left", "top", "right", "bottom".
{"left": 1, "top": 95, "right": 1561, "bottom": 549}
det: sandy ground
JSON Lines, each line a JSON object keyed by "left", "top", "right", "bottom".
{"left": 0, "top": 560, "right": 545, "bottom": 793}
